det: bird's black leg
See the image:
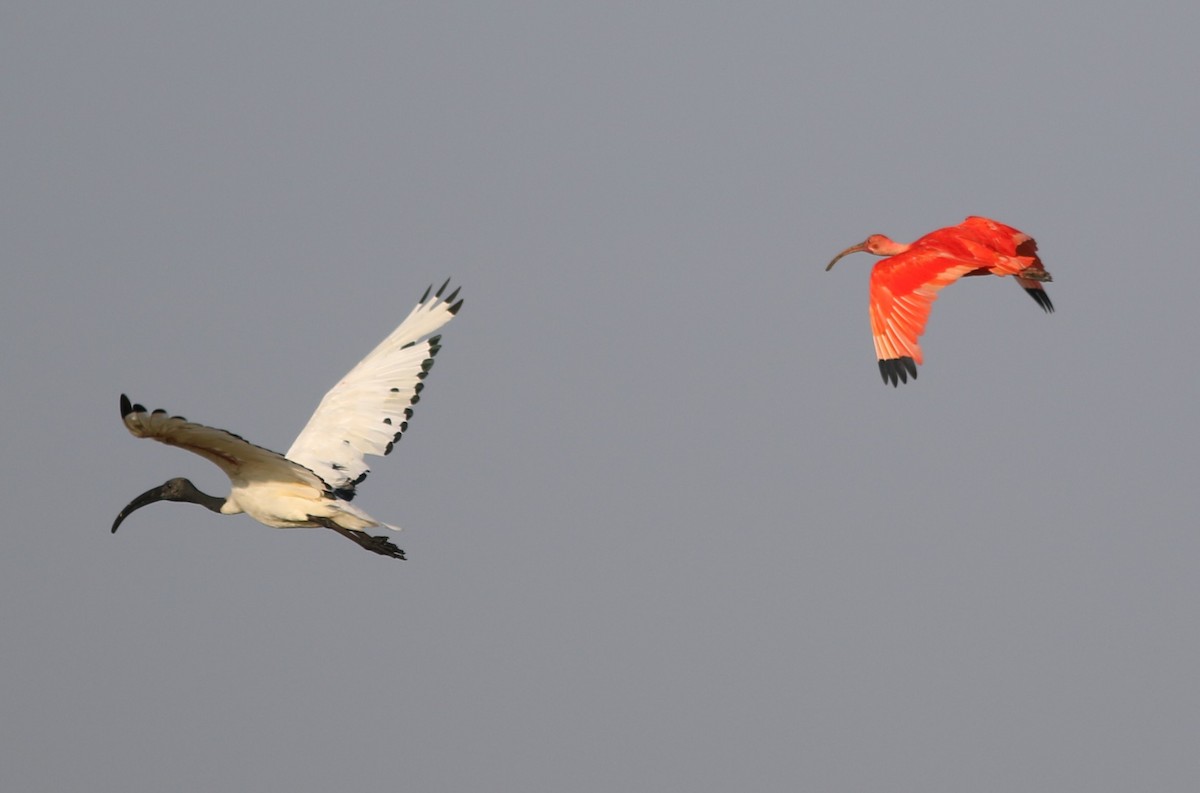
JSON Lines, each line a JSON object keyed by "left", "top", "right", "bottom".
{"left": 307, "top": 516, "right": 407, "bottom": 560}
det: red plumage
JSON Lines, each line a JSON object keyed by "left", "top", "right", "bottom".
{"left": 826, "top": 216, "right": 1053, "bottom": 386}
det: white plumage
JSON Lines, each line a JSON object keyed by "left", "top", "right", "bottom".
{"left": 113, "top": 280, "right": 463, "bottom": 559}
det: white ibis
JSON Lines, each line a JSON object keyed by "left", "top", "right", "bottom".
{"left": 112, "top": 280, "right": 463, "bottom": 559}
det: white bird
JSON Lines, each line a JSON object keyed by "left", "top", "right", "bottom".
{"left": 112, "top": 280, "right": 463, "bottom": 559}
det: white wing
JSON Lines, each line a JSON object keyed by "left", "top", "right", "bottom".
{"left": 120, "top": 395, "right": 328, "bottom": 492}
{"left": 285, "top": 280, "right": 463, "bottom": 497}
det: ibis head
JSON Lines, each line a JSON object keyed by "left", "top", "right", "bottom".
{"left": 824, "top": 235, "right": 911, "bottom": 271}
{"left": 111, "top": 477, "right": 226, "bottom": 534}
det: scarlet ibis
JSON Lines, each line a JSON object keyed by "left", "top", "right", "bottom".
{"left": 112, "top": 280, "right": 463, "bottom": 559}
{"left": 825, "top": 216, "right": 1053, "bottom": 386}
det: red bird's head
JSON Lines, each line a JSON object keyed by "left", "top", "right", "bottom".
{"left": 825, "top": 234, "right": 911, "bottom": 271}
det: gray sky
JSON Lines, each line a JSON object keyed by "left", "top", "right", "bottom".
{"left": 4, "top": 2, "right": 1199, "bottom": 791}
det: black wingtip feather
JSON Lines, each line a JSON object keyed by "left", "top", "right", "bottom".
{"left": 449, "top": 299, "right": 463, "bottom": 315}
{"left": 1026, "top": 288, "right": 1055, "bottom": 313}
{"left": 419, "top": 283, "right": 433, "bottom": 303}
{"left": 879, "top": 357, "right": 918, "bottom": 387}
{"left": 120, "top": 394, "right": 133, "bottom": 417}
{"left": 435, "top": 277, "right": 451, "bottom": 298}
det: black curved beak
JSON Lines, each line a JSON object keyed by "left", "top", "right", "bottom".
{"left": 111, "top": 483, "right": 172, "bottom": 534}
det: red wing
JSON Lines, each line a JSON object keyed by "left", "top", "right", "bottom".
{"left": 868, "top": 253, "right": 981, "bottom": 385}
{"left": 956, "top": 216, "right": 1025, "bottom": 253}
{"left": 936, "top": 217, "right": 1053, "bottom": 312}
{"left": 916, "top": 219, "right": 1037, "bottom": 277}
{"left": 954, "top": 216, "right": 1051, "bottom": 278}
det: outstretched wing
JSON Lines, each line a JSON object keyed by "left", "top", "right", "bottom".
{"left": 868, "top": 253, "right": 981, "bottom": 386}
{"left": 120, "top": 394, "right": 328, "bottom": 491}
{"left": 285, "top": 279, "right": 463, "bottom": 497}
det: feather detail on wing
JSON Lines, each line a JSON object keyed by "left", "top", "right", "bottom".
{"left": 868, "top": 255, "right": 981, "bottom": 370}
{"left": 119, "top": 394, "right": 328, "bottom": 492}
{"left": 285, "top": 279, "right": 463, "bottom": 497}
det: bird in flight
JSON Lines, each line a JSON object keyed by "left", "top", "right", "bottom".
{"left": 825, "top": 216, "right": 1053, "bottom": 386}
{"left": 112, "top": 280, "right": 463, "bottom": 559}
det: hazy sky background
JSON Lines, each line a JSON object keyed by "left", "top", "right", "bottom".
{"left": 4, "top": 2, "right": 1199, "bottom": 791}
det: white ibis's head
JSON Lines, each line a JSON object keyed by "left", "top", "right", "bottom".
{"left": 824, "top": 234, "right": 904, "bottom": 271}
{"left": 111, "top": 477, "right": 208, "bottom": 534}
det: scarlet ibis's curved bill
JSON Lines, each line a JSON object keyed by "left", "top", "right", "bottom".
{"left": 825, "top": 241, "right": 869, "bottom": 271}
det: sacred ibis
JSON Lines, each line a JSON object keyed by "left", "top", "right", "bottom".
{"left": 112, "top": 280, "right": 463, "bottom": 559}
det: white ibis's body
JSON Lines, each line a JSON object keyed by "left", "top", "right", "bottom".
{"left": 223, "top": 480, "right": 380, "bottom": 530}
{"left": 113, "top": 280, "right": 463, "bottom": 559}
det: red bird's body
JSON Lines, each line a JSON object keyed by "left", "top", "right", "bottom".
{"left": 825, "top": 216, "right": 1053, "bottom": 386}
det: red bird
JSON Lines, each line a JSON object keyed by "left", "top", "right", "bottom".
{"left": 825, "top": 216, "right": 1053, "bottom": 386}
